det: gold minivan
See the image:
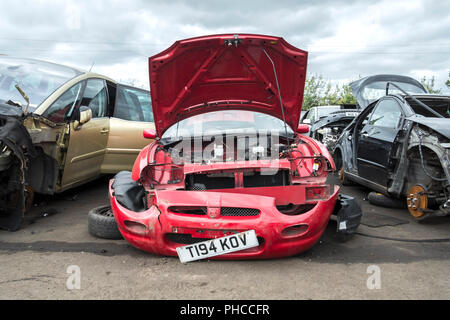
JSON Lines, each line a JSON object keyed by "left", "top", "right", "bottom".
{"left": 0, "top": 56, "right": 154, "bottom": 230}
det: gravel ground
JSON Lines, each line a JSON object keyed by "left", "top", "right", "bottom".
{"left": 0, "top": 174, "right": 449, "bottom": 299}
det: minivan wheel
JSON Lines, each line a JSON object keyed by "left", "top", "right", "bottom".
{"left": 88, "top": 205, "right": 122, "bottom": 240}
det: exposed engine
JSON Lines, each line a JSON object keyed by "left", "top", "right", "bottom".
{"left": 165, "top": 133, "right": 290, "bottom": 164}
{"left": 315, "top": 120, "right": 355, "bottom": 151}
{"left": 316, "top": 126, "right": 342, "bottom": 151}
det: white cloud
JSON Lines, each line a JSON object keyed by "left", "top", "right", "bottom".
{"left": 0, "top": 0, "right": 448, "bottom": 92}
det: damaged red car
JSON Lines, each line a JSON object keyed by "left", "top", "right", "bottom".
{"left": 104, "top": 34, "right": 361, "bottom": 260}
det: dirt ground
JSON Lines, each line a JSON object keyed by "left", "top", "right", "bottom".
{"left": 0, "top": 174, "right": 449, "bottom": 299}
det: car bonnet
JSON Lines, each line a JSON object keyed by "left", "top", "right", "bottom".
{"left": 350, "top": 74, "right": 427, "bottom": 109}
{"left": 148, "top": 34, "right": 308, "bottom": 136}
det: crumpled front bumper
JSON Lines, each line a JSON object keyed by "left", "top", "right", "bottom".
{"left": 109, "top": 181, "right": 340, "bottom": 259}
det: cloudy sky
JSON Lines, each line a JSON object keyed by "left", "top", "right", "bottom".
{"left": 1, "top": 0, "right": 449, "bottom": 92}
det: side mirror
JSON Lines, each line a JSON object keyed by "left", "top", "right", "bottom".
{"left": 297, "top": 124, "right": 310, "bottom": 134}
{"left": 143, "top": 128, "right": 157, "bottom": 139}
{"left": 73, "top": 106, "right": 92, "bottom": 130}
{"left": 302, "top": 118, "right": 311, "bottom": 124}
{"left": 79, "top": 106, "right": 92, "bottom": 125}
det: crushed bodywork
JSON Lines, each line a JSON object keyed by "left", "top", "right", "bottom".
{"left": 334, "top": 75, "right": 450, "bottom": 220}
{"left": 108, "top": 34, "right": 361, "bottom": 259}
{"left": 0, "top": 56, "right": 155, "bottom": 231}
{"left": 0, "top": 102, "right": 62, "bottom": 230}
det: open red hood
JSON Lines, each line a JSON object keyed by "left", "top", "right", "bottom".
{"left": 148, "top": 34, "right": 308, "bottom": 136}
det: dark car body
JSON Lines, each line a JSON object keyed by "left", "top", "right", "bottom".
{"left": 333, "top": 74, "right": 450, "bottom": 220}
{"left": 108, "top": 34, "right": 361, "bottom": 260}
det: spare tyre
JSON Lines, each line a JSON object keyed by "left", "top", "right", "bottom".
{"left": 88, "top": 205, "right": 122, "bottom": 240}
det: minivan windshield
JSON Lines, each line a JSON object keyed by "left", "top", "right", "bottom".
{"left": 0, "top": 57, "right": 82, "bottom": 111}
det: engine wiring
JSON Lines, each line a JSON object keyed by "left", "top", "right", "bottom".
{"left": 417, "top": 131, "right": 448, "bottom": 182}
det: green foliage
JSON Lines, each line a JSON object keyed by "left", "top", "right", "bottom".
{"left": 420, "top": 76, "right": 441, "bottom": 94}
{"left": 302, "top": 74, "right": 357, "bottom": 110}
{"left": 302, "top": 74, "right": 447, "bottom": 111}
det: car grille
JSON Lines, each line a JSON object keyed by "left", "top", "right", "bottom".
{"left": 169, "top": 206, "right": 207, "bottom": 215}
{"left": 220, "top": 207, "right": 260, "bottom": 216}
{"left": 166, "top": 233, "right": 265, "bottom": 246}
{"left": 169, "top": 206, "right": 260, "bottom": 217}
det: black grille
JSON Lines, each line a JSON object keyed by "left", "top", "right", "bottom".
{"left": 169, "top": 206, "right": 207, "bottom": 215}
{"left": 166, "top": 233, "right": 265, "bottom": 246}
{"left": 166, "top": 233, "right": 210, "bottom": 244}
{"left": 169, "top": 206, "right": 260, "bottom": 217}
{"left": 220, "top": 207, "right": 260, "bottom": 216}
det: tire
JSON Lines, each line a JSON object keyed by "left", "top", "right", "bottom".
{"left": 367, "top": 191, "right": 405, "bottom": 209}
{"left": 88, "top": 205, "right": 122, "bottom": 240}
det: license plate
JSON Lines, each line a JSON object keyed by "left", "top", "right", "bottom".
{"left": 176, "top": 230, "right": 259, "bottom": 263}
{"left": 345, "top": 112, "right": 359, "bottom": 117}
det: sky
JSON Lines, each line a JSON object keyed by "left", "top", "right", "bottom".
{"left": 1, "top": 0, "right": 449, "bottom": 92}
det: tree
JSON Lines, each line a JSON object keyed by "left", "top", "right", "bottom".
{"left": 420, "top": 76, "right": 441, "bottom": 94}
{"left": 335, "top": 83, "right": 357, "bottom": 105}
{"left": 302, "top": 74, "right": 357, "bottom": 110}
{"left": 302, "top": 74, "right": 327, "bottom": 110}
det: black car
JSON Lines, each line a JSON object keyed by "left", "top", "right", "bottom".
{"left": 333, "top": 74, "right": 450, "bottom": 220}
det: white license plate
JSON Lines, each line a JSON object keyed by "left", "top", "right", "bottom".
{"left": 176, "top": 230, "right": 259, "bottom": 263}
{"left": 345, "top": 112, "right": 359, "bottom": 117}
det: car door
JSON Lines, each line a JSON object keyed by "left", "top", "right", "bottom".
{"left": 101, "top": 84, "right": 154, "bottom": 173}
{"left": 60, "top": 78, "right": 110, "bottom": 189}
{"left": 356, "top": 97, "right": 403, "bottom": 187}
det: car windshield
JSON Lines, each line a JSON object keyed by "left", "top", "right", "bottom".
{"left": 362, "top": 81, "right": 427, "bottom": 102}
{"left": 316, "top": 106, "right": 341, "bottom": 119}
{"left": 162, "top": 110, "right": 294, "bottom": 140}
{"left": 0, "top": 56, "right": 82, "bottom": 112}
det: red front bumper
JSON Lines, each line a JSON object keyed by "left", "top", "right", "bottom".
{"left": 109, "top": 182, "right": 339, "bottom": 259}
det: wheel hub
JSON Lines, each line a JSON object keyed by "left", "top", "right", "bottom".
{"left": 406, "top": 185, "right": 428, "bottom": 218}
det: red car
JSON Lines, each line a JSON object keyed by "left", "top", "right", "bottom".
{"left": 106, "top": 34, "right": 361, "bottom": 260}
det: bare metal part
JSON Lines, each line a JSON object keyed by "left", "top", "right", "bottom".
{"left": 14, "top": 84, "right": 30, "bottom": 115}
{"left": 386, "top": 82, "right": 444, "bottom": 118}
{"left": 418, "top": 133, "right": 448, "bottom": 181}
{"left": 262, "top": 47, "right": 290, "bottom": 147}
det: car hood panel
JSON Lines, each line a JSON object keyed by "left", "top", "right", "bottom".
{"left": 350, "top": 74, "right": 427, "bottom": 109}
{"left": 410, "top": 116, "right": 450, "bottom": 139}
{"left": 148, "top": 34, "right": 308, "bottom": 136}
